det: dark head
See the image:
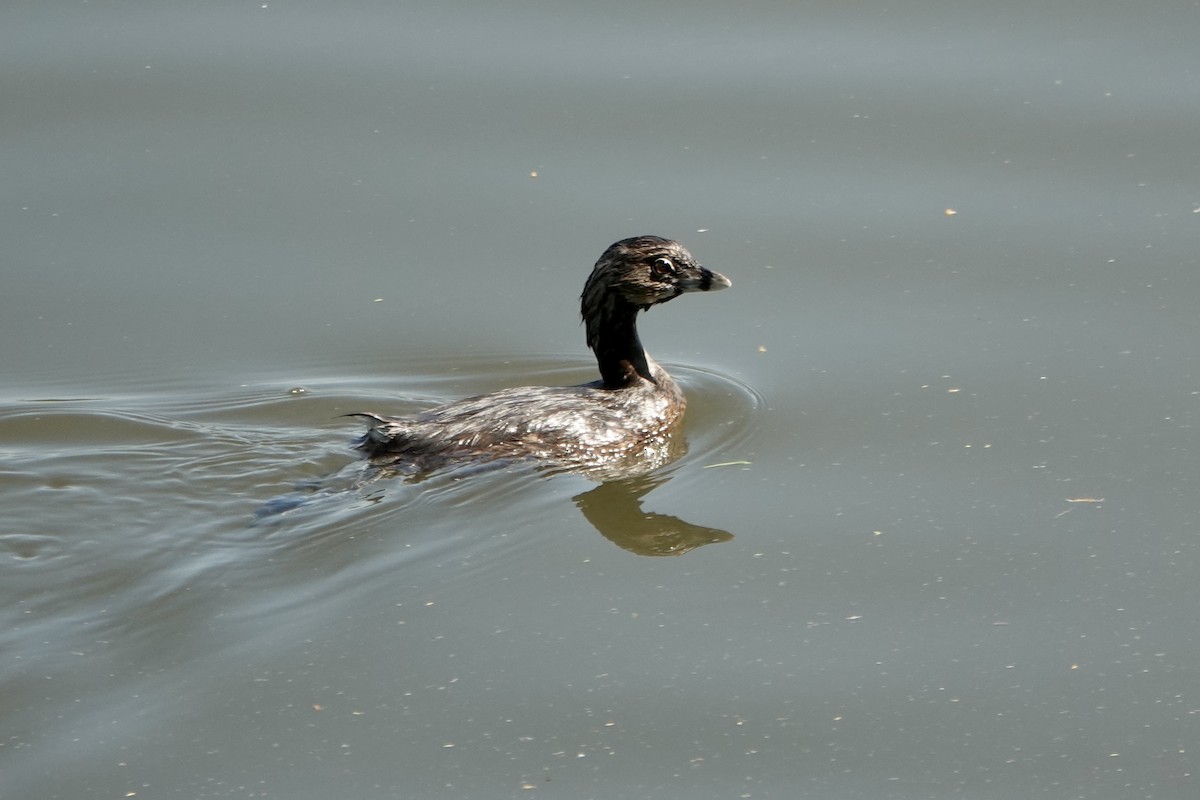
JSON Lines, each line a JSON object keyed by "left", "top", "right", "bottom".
{"left": 582, "top": 236, "right": 730, "bottom": 347}
{"left": 581, "top": 236, "right": 731, "bottom": 387}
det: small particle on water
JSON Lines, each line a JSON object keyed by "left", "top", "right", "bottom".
{"left": 288, "top": 387, "right": 308, "bottom": 396}
{"left": 374, "top": 298, "right": 384, "bottom": 302}
{"left": 312, "top": 704, "right": 323, "bottom": 711}
{"left": 529, "top": 170, "right": 538, "bottom": 178}
{"left": 947, "top": 387, "right": 961, "bottom": 394}
{"left": 845, "top": 615, "right": 863, "bottom": 621}
{"left": 757, "top": 345, "right": 767, "bottom": 353}
{"left": 944, "top": 208, "right": 957, "bottom": 216}
{"left": 1054, "top": 497, "right": 1104, "bottom": 518}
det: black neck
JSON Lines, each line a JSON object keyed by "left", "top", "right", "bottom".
{"left": 590, "top": 300, "right": 653, "bottom": 388}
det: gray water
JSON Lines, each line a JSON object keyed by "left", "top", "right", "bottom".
{"left": 4, "top": 1, "right": 1199, "bottom": 798}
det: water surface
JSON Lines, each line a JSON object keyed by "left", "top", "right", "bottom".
{"left": 3, "top": 1, "right": 1199, "bottom": 798}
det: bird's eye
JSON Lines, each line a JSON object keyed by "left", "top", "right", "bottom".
{"left": 651, "top": 257, "right": 675, "bottom": 276}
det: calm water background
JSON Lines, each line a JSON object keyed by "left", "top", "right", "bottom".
{"left": 4, "top": 1, "right": 1199, "bottom": 798}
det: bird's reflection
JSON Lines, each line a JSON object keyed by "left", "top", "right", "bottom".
{"left": 573, "top": 473, "right": 733, "bottom": 557}
{"left": 257, "top": 449, "right": 734, "bottom": 558}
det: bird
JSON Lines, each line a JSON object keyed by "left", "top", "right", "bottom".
{"left": 351, "top": 235, "right": 730, "bottom": 476}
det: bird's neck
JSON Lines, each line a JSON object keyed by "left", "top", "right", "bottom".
{"left": 589, "top": 300, "right": 654, "bottom": 388}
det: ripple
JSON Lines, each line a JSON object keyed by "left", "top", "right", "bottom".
{"left": 0, "top": 406, "right": 202, "bottom": 451}
{"left": 0, "top": 533, "right": 66, "bottom": 565}
{"left": 672, "top": 363, "right": 766, "bottom": 470}
{"left": 0, "top": 355, "right": 762, "bottom": 670}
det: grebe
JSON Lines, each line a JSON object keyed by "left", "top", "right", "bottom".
{"left": 353, "top": 236, "right": 730, "bottom": 475}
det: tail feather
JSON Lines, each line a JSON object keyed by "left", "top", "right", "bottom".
{"left": 343, "top": 412, "right": 404, "bottom": 454}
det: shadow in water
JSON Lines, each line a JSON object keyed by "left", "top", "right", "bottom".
{"left": 574, "top": 474, "right": 733, "bottom": 557}
{"left": 255, "top": 431, "right": 733, "bottom": 558}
